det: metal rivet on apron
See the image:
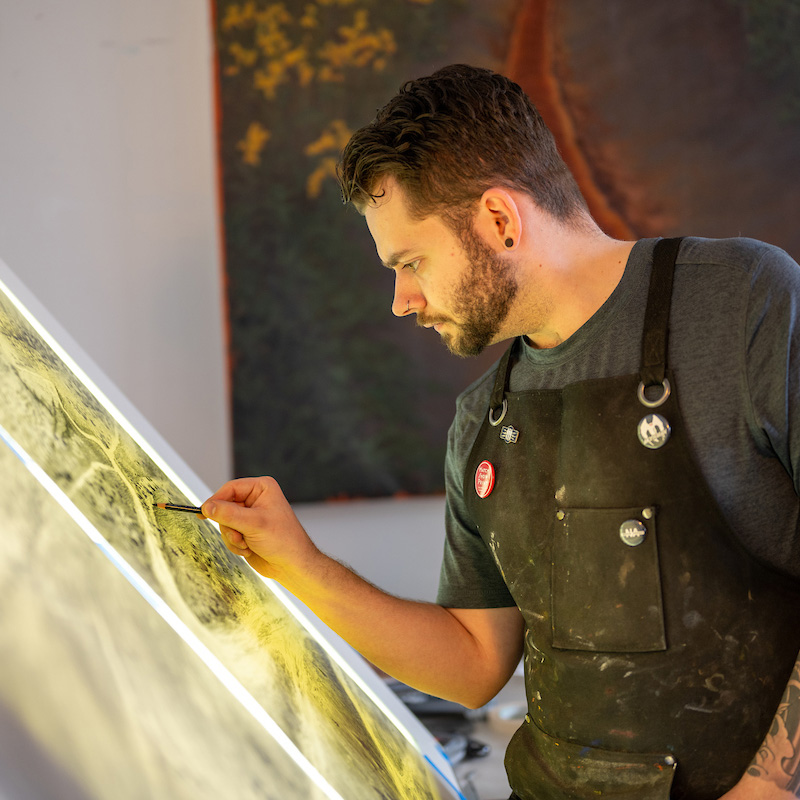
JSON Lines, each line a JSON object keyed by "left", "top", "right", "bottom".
{"left": 637, "top": 378, "right": 671, "bottom": 408}
{"left": 488, "top": 399, "right": 508, "bottom": 426}
{"left": 642, "top": 507, "right": 654, "bottom": 520}
{"left": 474, "top": 460, "right": 496, "bottom": 499}
{"left": 637, "top": 413, "right": 671, "bottom": 449}
{"left": 525, "top": 714, "right": 532, "bottom": 724}
{"left": 556, "top": 510, "right": 565, "bottom": 520}
{"left": 500, "top": 424, "right": 519, "bottom": 443}
{"left": 620, "top": 519, "right": 647, "bottom": 547}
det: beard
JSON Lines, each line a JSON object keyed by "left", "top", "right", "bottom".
{"left": 418, "top": 223, "right": 518, "bottom": 357}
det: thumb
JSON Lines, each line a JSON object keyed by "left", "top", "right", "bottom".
{"left": 201, "top": 498, "right": 240, "bottom": 526}
{"left": 201, "top": 500, "right": 217, "bottom": 518}
{"left": 202, "top": 498, "right": 262, "bottom": 535}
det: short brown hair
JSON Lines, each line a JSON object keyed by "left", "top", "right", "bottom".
{"left": 337, "top": 64, "right": 587, "bottom": 227}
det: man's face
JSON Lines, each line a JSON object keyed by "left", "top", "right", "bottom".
{"left": 365, "top": 178, "right": 518, "bottom": 357}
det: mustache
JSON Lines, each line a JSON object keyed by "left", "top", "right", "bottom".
{"left": 415, "top": 312, "right": 452, "bottom": 328}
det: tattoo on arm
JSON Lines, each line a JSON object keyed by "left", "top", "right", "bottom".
{"left": 748, "top": 659, "right": 800, "bottom": 794}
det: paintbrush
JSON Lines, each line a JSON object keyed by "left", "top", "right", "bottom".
{"left": 153, "top": 502, "right": 204, "bottom": 516}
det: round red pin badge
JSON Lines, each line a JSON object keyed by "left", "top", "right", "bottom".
{"left": 475, "top": 460, "right": 496, "bottom": 499}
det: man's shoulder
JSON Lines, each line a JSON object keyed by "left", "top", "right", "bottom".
{"left": 679, "top": 236, "right": 797, "bottom": 277}
{"left": 674, "top": 237, "right": 800, "bottom": 319}
{"left": 452, "top": 356, "right": 502, "bottom": 428}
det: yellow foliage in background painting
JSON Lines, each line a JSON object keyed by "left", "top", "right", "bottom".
{"left": 237, "top": 121, "right": 271, "bottom": 165}
{"left": 221, "top": 2, "right": 396, "bottom": 93}
{"left": 219, "top": 0, "right": 428, "bottom": 195}
{"left": 317, "top": 10, "right": 396, "bottom": 79}
{"left": 304, "top": 120, "right": 353, "bottom": 198}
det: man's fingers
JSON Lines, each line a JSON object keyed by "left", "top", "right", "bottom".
{"left": 218, "top": 525, "right": 253, "bottom": 557}
{"left": 204, "top": 479, "right": 255, "bottom": 505}
{"left": 204, "top": 476, "right": 279, "bottom": 508}
{"left": 224, "top": 543, "right": 253, "bottom": 558}
{"left": 205, "top": 502, "right": 263, "bottom": 561}
{"left": 218, "top": 524, "right": 244, "bottom": 546}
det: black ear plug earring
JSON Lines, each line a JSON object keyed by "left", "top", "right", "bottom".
{"left": 504, "top": 238, "right": 514, "bottom": 248}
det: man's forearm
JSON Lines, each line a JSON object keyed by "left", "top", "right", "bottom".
{"left": 278, "top": 550, "right": 523, "bottom": 708}
{"left": 745, "top": 652, "right": 800, "bottom": 795}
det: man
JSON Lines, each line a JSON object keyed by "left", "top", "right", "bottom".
{"left": 203, "top": 65, "right": 800, "bottom": 799}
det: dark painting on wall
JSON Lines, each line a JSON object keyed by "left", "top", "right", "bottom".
{"left": 214, "top": 0, "right": 800, "bottom": 502}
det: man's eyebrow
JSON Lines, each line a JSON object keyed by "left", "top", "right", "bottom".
{"left": 381, "top": 249, "right": 416, "bottom": 269}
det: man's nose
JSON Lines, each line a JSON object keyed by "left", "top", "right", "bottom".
{"left": 391, "top": 273, "right": 424, "bottom": 317}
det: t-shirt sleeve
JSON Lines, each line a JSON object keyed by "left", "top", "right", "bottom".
{"left": 436, "top": 391, "right": 517, "bottom": 608}
{"left": 745, "top": 242, "right": 800, "bottom": 496}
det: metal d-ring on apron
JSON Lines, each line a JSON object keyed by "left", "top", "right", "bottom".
{"left": 465, "top": 238, "right": 800, "bottom": 799}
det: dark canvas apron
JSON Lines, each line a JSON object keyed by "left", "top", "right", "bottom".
{"left": 464, "top": 239, "right": 800, "bottom": 799}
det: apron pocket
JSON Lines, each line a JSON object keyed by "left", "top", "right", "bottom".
{"left": 505, "top": 715, "right": 676, "bottom": 800}
{"left": 551, "top": 506, "right": 667, "bottom": 652}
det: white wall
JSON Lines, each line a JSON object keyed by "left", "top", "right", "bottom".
{"left": 0, "top": 1, "right": 231, "bottom": 490}
{"left": 295, "top": 496, "right": 448, "bottom": 603}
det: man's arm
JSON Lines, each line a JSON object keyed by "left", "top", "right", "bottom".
{"left": 202, "top": 476, "right": 525, "bottom": 708}
{"left": 720, "top": 652, "right": 800, "bottom": 799}
{"left": 721, "top": 246, "right": 800, "bottom": 799}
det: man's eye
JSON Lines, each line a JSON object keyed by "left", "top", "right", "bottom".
{"left": 403, "top": 260, "right": 420, "bottom": 273}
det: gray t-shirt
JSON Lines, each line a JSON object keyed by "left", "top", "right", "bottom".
{"left": 438, "top": 237, "right": 800, "bottom": 608}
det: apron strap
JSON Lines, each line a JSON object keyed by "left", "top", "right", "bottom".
{"left": 640, "top": 237, "right": 683, "bottom": 388}
{"left": 488, "top": 338, "right": 518, "bottom": 423}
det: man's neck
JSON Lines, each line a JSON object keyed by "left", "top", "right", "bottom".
{"left": 512, "top": 226, "right": 636, "bottom": 350}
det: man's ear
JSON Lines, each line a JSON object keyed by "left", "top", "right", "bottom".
{"left": 475, "top": 188, "right": 522, "bottom": 251}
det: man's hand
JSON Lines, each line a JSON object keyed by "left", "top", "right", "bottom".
{"left": 202, "top": 476, "right": 320, "bottom": 582}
